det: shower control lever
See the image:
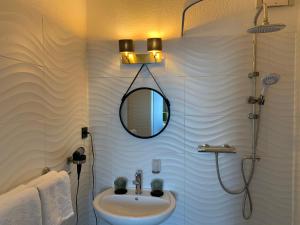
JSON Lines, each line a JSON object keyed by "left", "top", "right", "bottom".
{"left": 248, "top": 96, "right": 259, "bottom": 104}
{"left": 258, "top": 95, "right": 265, "bottom": 105}
{"left": 248, "top": 72, "right": 259, "bottom": 79}
{"left": 248, "top": 113, "right": 259, "bottom": 120}
{"left": 247, "top": 96, "right": 265, "bottom": 105}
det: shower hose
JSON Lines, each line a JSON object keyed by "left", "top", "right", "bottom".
{"left": 215, "top": 105, "right": 262, "bottom": 220}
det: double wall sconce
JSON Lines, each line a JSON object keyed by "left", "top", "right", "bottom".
{"left": 119, "top": 38, "right": 163, "bottom": 64}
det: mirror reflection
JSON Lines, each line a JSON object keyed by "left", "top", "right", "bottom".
{"left": 120, "top": 88, "right": 170, "bottom": 138}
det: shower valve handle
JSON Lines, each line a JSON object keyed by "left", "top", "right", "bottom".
{"left": 248, "top": 113, "right": 259, "bottom": 120}
{"left": 248, "top": 96, "right": 265, "bottom": 105}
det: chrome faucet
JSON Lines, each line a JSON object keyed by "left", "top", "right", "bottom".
{"left": 132, "top": 170, "right": 143, "bottom": 195}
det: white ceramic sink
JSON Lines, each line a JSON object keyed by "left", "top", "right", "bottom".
{"left": 93, "top": 188, "right": 176, "bottom": 225}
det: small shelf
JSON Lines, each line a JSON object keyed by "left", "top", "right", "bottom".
{"left": 197, "top": 144, "right": 236, "bottom": 154}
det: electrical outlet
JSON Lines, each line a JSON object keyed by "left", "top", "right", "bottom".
{"left": 256, "top": 0, "right": 291, "bottom": 7}
{"left": 81, "top": 127, "right": 89, "bottom": 139}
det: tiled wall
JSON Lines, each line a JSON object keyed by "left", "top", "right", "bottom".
{"left": 88, "top": 31, "right": 295, "bottom": 225}
{"left": 0, "top": 1, "right": 89, "bottom": 225}
{"left": 0, "top": 1, "right": 296, "bottom": 225}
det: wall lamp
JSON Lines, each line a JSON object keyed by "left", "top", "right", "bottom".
{"left": 119, "top": 38, "right": 163, "bottom": 64}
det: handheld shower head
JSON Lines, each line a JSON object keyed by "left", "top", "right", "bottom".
{"left": 260, "top": 73, "right": 280, "bottom": 96}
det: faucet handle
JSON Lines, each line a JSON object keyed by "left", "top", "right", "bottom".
{"left": 136, "top": 169, "right": 143, "bottom": 175}
{"left": 133, "top": 170, "right": 142, "bottom": 185}
{"left": 132, "top": 180, "right": 140, "bottom": 185}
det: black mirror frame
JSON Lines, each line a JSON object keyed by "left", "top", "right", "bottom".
{"left": 119, "top": 87, "right": 171, "bottom": 139}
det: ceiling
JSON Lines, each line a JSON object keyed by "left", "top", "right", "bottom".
{"left": 26, "top": 0, "right": 298, "bottom": 40}
{"left": 29, "top": 0, "right": 87, "bottom": 38}
{"left": 87, "top": 0, "right": 185, "bottom": 40}
{"left": 87, "top": 0, "right": 297, "bottom": 40}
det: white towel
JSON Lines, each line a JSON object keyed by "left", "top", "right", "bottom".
{"left": 0, "top": 187, "right": 42, "bottom": 225}
{"left": 27, "top": 171, "right": 74, "bottom": 225}
{"left": 57, "top": 171, "right": 74, "bottom": 221}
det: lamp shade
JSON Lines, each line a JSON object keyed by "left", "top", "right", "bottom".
{"left": 119, "top": 39, "right": 134, "bottom": 53}
{"left": 147, "top": 38, "right": 162, "bottom": 52}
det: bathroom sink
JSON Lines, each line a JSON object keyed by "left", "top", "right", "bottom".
{"left": 93, "top": 188, "right": 176, "bottom": 225}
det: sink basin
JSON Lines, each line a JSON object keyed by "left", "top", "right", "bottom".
{"left": 93, "top": 188, "right": 176, "bottom": 225}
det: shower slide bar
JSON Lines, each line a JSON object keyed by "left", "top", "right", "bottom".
{"left": 198, "top": 144, "right": 236, "bottom": 153}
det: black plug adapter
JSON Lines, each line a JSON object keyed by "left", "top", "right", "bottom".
{"left": 81, "top": 127, "right": 89, "bottom": 139}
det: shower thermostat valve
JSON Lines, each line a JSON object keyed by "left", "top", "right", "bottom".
{"left": 198, "top": 144, "right": 236, "bottom": 153}
{"left": 243, "top": 155, "right": 261, "bottom": 161}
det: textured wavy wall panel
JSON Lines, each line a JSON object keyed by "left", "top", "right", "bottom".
{"left": 185, "top": 116, "right": 251, "bottom": 154}
{"left": 87, "top": 40, "right": 139, "bottom": 78}
{"left": 185, "top": 75, "right": 252, "bottom": 116}
{"left": 256, "top": 32, "right": 295, "bottom": 119}
{"left": 252, "top": 156, "right": 293, "bottom": 224}
{"left": 0, "top": 1, "right": 89, "bottom": 225}
{"left": 0, "top": 56, "right": 46, "bottom": 191}
{"left": 43, "top": 18, "right": 86, "bottom": 73}
{"left": 253, "top": 34, "right": 295, "bottom": 225}
{"left": 89, "top": 75, "right": 184, "bottom": 115}
{"left": 294, "top": 13, "right": 300, "bottom": 224}
{"left": 0, "top": 59, "right": 47, "bottom": 122}
{"left": 185, "top": 153, "right": 245, "bottom": 225}
{"left": 42, "top": 16, "right": 89, "bottom": 225}
{"left": 0, "top": 58, "right": 47, "bottom": 193}
{"left": 88, "top": 31, "right": 295, "bottom": 225}
{"left": 294, "top": 34, "right": 300, "bottom": 224}
{"left": 0, "top": 1, "right": 43, "bottom": 65}
{"left": 165, "top": 35, "right": 253, "bottom": 76}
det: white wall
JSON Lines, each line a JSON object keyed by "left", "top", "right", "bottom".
{"left": 88, "top": 1, "right": 297, "bottom": 225}
{"left": 0, "top": 1, "right": 89, "bottom": 225}
{"left": 88, "top": 34, "right": 295, "bottom": 225}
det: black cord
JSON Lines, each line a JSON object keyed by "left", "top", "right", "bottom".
{"left": 144, "top": 64, "right": 168, "bottom": 99}
{"left": 75, "top": 178, "right": 80, "bottom": 225}
{"left": 121, "top": 64, "right": 169, "bottom": 106}
{"left": 89, "top": 132, "right": 98, "bottom": 225}
{"left": 122, "top": 64, "right": 145, "bottom": 102}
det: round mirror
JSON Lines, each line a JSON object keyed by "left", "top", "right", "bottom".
{"left": 119, "top": 87, "right": 170, "bottom": 139}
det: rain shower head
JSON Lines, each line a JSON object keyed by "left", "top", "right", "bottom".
{"left": 260, "top": 73, "right": 280, "bottom": 96}
{"left": 247, "top": 3, "right": 286, "bottom": 34}
{"left": 247, "top": 24, "right": 286, "bottom": 34}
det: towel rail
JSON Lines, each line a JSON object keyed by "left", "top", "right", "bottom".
{"left": 42, "top": 167, "right": 72, "bottom": 175}
{"left": 42, "top": 157, "right": 73, "bottom": 175}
